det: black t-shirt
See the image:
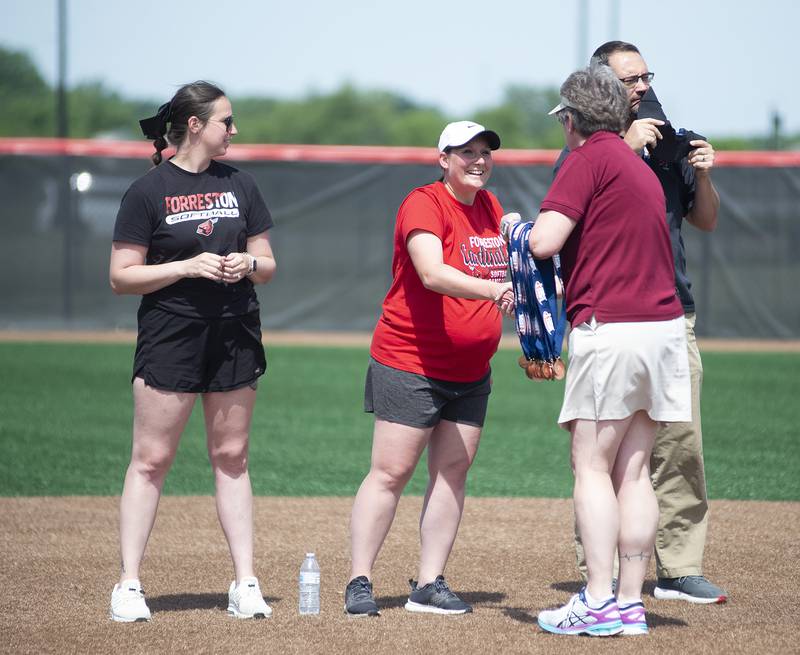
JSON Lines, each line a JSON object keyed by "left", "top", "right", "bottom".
{"left": 113, "top": 160, "right": 273, "bottom": 318}
{"left": 644, "top": 156, "right": 696, "bottom": 313}
{"left": 554, "top": 146, "right": 697, "bottom": 312}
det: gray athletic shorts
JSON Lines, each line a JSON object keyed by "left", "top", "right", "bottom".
{"left": 364, "top": 357, "right": 492, "bottom": 429}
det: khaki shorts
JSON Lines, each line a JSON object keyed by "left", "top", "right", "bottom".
{"left": 557, "top": 315, "right": 691, "bottom": 430}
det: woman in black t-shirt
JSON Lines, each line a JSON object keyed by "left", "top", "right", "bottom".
{"left": 109, "top": 81, "right": 276, "bottom": 622}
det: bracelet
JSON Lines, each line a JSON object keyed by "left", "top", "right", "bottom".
{"left": 246, "top": 253, "right": 257, "bottom": 276}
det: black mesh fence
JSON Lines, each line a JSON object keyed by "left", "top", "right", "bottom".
{"left": 1, "top": 151, "right": 798, "bottom": 338}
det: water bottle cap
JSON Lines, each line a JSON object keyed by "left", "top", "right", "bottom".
{"left": 306, "top": 552, "right": 315, "bottom": 557}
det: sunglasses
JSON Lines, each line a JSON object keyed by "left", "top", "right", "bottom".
{"left": 210, "top": 115, "right": 235, "bottom": 131}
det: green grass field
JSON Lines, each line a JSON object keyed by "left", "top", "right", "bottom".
{"left": 0, "top": 343, "right": 797, "bottom": 500}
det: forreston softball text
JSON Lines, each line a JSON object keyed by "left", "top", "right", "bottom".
{"left": 165, "top": 191, "right": 240, "bottom": 224}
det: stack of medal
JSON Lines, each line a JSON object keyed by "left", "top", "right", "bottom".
{"left": 506, "top": 221, "right": 567, "bottom": 382}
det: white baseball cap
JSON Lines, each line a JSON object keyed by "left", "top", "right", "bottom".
{"left": 437, "top": 121, "right": 501, "bottom": 152}
{"left": 548, "top": 96, "right": 577, "bottom": 115}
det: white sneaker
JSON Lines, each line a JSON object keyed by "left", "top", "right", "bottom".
{"left": 538, "top": 589, "right": 623, "bottom": 636}
{"left": 110, "top": 579, "right": 151, "bottom": 622}
{"left": 227, "top": 577, "right": 273, "bottom": 619}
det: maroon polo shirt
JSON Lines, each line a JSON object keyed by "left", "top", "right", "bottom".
{"left": 541, "top": 131, "right": 683, "bottom": 326}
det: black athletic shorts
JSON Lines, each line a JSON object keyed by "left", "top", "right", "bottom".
{"left": 364, "top": 357, "right": 492, "bottom": 429}
{"left": 133, "top": 305, "right": 266, "bottom": 393}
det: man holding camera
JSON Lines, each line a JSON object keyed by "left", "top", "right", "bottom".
{"left": 565, "top": 40, "right": 727, "bottom": 604}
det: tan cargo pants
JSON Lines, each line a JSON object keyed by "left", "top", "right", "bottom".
{"left": 575, "top": 312, "right": 709, "bottom": 579}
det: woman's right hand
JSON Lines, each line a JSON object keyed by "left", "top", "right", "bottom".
{"left": 494, "top": 281, "right": 515, "bottom": 316}
{"left": 181, "top": 252, "right": 225, "bottom": 282}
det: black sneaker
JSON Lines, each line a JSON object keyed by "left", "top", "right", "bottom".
{"left": 344, "top": 576, "right": 380, "bottom": 617}
{"left": 404, "top": 575, "right": 472, "bottom": 614}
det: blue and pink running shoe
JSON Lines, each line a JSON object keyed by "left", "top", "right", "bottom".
{"left": 619, "top": 600, "right": 649, "bottom": 635}
{"left": 537, "top": 589, "right": 623, "bottom": 636}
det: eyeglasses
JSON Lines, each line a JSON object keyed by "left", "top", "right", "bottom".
{"left": 618, "top": 72, "right": 655, "bottom": 87}
{"left": 209, "top": 116, "right": 235, "bottom": 132}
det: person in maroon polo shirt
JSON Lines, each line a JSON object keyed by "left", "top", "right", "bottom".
{"left": 527, "top": 66, "right": 692, "bottom": 637}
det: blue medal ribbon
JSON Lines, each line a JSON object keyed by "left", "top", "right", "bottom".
{"left": 507, "top": 222, "right": 567, "bottom": 377}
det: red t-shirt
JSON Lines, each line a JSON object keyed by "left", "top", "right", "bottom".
{"left": 370, "top": 181, "right": 508, "bottom": 382}
{"left": 541, "top": 131, "right": 683, "bottom": 326}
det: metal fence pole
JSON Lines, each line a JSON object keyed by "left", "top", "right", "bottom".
{"left": 57, "top": 0, "right": 73, "bottom": 321}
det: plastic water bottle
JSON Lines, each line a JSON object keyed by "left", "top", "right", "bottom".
{"left": 299, "top": 552, "right": 320, "bottom": 615}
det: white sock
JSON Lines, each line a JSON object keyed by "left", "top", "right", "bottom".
{"left": 584, "top": 588, "right": 614, "bottom": 608}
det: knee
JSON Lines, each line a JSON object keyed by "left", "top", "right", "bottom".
{"left": 572, "top": 455, "right": 608, "bottom": 480}
{"left": 432, "top": 453, "right": 472, "bottom": 482}
{"left": 370, "top": 464, "right": 414, "bottom": 493}
{"left": 209, "top": 439, "right": 249, "bottom": 477}
{"left": 130, "top": 446, "right": 174, "bottom": 481}
{"left": 436, "top": 458, "right": 472, "bottom": 483}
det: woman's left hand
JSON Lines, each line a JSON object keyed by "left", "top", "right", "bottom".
{"left": 222, "top": 252, "right": 251, "bottom": 282}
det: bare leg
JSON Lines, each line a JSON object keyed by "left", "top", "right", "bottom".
{"left": 119, "top": 378, "right": 196, "bottom": 583}
{"left": 349, "top": 420, "right": 430, "bottom": 581}
{"left": 570, "top": 417, "right": 631, "bottom": 601}
{"left": 202, "top": 385, "right": 257, "bottom": 584}
{"left": 613, "top": 410, "right": 658, "bottom": 603}
{"left": 417, "top": 420, "right": 482, "bottom": 585}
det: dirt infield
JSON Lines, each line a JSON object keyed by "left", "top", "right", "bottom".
{"left": 1, "top": 329, "right": 799, "bottom": 352}
{"left": 2, "top": 497, "right": 797, "bottom": 654}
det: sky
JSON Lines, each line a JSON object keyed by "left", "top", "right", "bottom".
{"left": 2, "top": 0, "right": 798, "bottom": 139}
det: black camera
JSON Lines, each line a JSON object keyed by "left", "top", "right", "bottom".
{"left": 637, "top": 88, "right": 704, "bottom": 163}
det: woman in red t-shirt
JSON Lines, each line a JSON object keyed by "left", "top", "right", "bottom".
{"left": 529, "top": 68, "right": 691, "bottom": 637}
{"left": 344, "top": 122, "right": 513, "bottom": 616}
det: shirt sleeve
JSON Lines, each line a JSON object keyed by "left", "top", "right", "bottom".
{"left": 540, "top": 151, "right": 594, "bottom": 222}
{"left": 112, "top": 182, "right": 157, "bottom": 246}
{"left": 396, "top": 189, "right": 446, "bottom": 243}
{"left": 242, "top": 172, "right": 274, "bottom": 235}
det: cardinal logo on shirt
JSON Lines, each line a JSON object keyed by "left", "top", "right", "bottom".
{"left": 196, "top": 219, "right": 216, "bottom": 236}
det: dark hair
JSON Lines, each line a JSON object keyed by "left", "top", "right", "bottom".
{"left": 590, "top": 40, "right": 640, "bottom": 66}
{"left": 558, "top": 66, "right": 628, "bottom": 137}
{"left": 148, "top": 81, "right": 226, "bottom": 165}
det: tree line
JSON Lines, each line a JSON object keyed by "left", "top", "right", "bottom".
{"left": 1, "top": 47, "right": 791, "bottom": 150}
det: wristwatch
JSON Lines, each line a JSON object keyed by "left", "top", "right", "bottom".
{"left": 247, "top": 254, "right": 257, "bottom": 276}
